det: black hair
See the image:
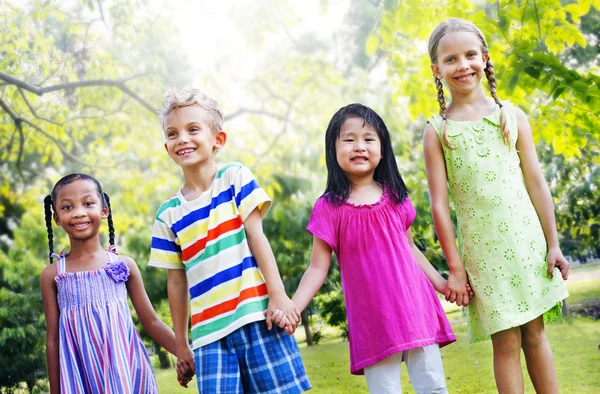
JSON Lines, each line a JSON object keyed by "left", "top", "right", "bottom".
{"left": 323, "top": 103, "right": 409, "bottom": 205}
{"left": 44, "top": 173, "right": 116, "bottom": 264}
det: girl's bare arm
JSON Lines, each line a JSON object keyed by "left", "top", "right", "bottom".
{"left": 123, "top": 256, "right": 179, "bottom": 355}
{"left": 515, "top": 108, "right": 568, "bottom": 279}
{"left": 423, "top": 124, "right": 469, "bottom": 306}
{"left": 292, "top": 236, "right": 332, "bottom": 312}
{"left": 40, "top": 265, "right": 60, "bottom": 394}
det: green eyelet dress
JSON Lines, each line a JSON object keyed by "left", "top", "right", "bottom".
{"left": 428, "top": 102, "right": 569, "bottom": 343}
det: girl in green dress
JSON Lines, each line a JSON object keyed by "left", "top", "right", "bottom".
{"left": 423, "top": 18, "right": 569, "bottom": 394}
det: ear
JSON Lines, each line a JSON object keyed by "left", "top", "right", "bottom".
{"left": 482, "top": 53, "right": 489, "bottom": 68}
{"left": 215, "top": 131, "right": 227, "bottom": 150}
{"left": 101, "top": 206, "right": 109, "bottom": 219}
{"left": 53, "top": 212, "right": 60, "bottom": 225}
{"left": 430, "top": 64, "right": 441, "bottom": 79}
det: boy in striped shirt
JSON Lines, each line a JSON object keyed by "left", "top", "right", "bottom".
{"left": 149, "top": 87, "right": 311, "bottom": 393}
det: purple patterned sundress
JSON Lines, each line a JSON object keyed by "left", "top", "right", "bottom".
{"left": 55, "top": 251, "right": 158, "bottom": 393}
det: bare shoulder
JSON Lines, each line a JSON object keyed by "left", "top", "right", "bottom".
{"left": 118, "top": 254, "right": 140, "bottom": 272}
{"left": 423, "top": 122, "right": 436, "bottom": 135}
{"left": 512, "top": 105, "right": 528, "bottom": 121}
{"left": 40, "top": 263, "right": 57, "bottom": 284}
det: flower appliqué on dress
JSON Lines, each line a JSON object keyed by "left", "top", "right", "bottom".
{"left": 104, "top": 261, "right": 130, "bottom": 283}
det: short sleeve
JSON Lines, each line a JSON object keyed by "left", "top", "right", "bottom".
{"left": 233, "top": 164, "right": 272, "bottom": 221}
{"left": 306, "top": 197, "right": 339, "bottom": 252}
{"left": 402, "top": 196, "right": 416, "bottom": 230}
{"left": 149, "top": 215, "right": 184, "bottom": 270}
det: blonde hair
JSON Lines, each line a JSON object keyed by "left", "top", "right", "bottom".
{"left": 428, "top": 18, "right": 510, "bottom": 149}
{"left": 158, "top": 87, "right": 224, "bottom": 133}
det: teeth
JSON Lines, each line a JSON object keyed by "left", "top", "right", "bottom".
{"left": 178, "top": 148, "right": 195, "bottom": 155}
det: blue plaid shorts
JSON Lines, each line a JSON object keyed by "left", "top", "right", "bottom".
{"left": 194, "top": 321, "right": 311, "bottom": 393}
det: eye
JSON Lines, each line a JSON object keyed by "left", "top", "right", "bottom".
{"left": 84, "top": 201, "right": 95, "bottom": 207}
{"left": 366, "top": 138, "right": 376, "bottom": 142}
{"left": 61, "top": 205, "right": 72, "bottom": 210}
{"left": 167, "top": 131, "right": 177, "bottom": 138}
{"left": 342, "top": 139, "right": 354, "bottom": 142}
{"left": 189, "top": 126, "right": 200, "bottom": 133}
{"left": 445, "top": 56, "right": 455, "bottom": 63}
{"left": 467, "top": 52, "right": 477, "bottom": 58}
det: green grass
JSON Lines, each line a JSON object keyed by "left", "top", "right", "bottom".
{"left": 156, "top": 271, "right": 600, "bottom": 393}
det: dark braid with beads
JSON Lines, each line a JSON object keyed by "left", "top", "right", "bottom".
{"left": 44, "top": 195, "right": 55, "bottom": 265}
{"left": 103, "top": 192, "right": 116, "bottom": 252}
{"left": 44, "top": 173, "right": 115, "bottom": 263}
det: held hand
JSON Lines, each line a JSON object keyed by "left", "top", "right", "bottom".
{"left": 176, "top": 360, "right": 194, "bottom": 388}
{"left": 176, "top": 345, "right": 195, "bottom": 388}
{"left": 465, "top": 282, "right": 475, "bottom": 303}
{"left": 445, "top": 270, "right": 469, "bottom": 307}
{"left": 265, "top": 293, "right": 300, "bottom": 335}
{"left": 547, "top": 247, "right": 569, "bottom": 280}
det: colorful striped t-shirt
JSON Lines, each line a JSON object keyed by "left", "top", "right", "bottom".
{"left": 148, "top": 162, "right": 272, "bottom": 349}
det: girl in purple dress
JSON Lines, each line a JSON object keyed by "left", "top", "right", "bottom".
{"left": 291, "top": 104, "right": 468, "bottom": 393}
{"left": 40, "top": 173, "right": 192, "bottom": 393}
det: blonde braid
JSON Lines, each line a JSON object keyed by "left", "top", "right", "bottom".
{"left": 485, "top": 59, "right": 510, "bottom": 147}
{"left": 435, "top": 76, "right": 455, "bottom": 149}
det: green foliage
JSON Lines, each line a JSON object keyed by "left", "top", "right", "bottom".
{"left": 313, "top": 286, "right": 349, "bottom": 341}
{"left": 0, "top": 213, "right": 48, "bottom": 393}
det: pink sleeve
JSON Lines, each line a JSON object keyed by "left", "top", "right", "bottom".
{"left": 306, "top": 197, "right": 339, "bottom": 252}
{"left": 402, "top": 196, "right": 416, "bottom": 230}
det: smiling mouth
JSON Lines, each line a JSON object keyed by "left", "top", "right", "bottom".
{"left": 177, "top": 148, "right": 196, "bottom": 156}
{"left": 71, "top": 222, "right": 91, "bottom": 229}
{"left": 455, "top": 73, "right": 475, "bottom": 82}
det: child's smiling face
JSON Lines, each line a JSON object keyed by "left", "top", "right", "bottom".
{"left": 53, "top": 180, "right": 108, "bottom": 241}
{"left": 335, "top": 117, "right": 382, "bottom": 181}
{"left": 431, "top": 31, "right": 489, "bottom": 96}
{"left": 163, "top": 104, "right": 226, "bottom": 169}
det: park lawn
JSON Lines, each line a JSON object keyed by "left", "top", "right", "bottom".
{"left": 156, "top": 271, "right": 600, "bottom": 394}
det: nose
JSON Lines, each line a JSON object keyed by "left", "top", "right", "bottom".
{"left": 178, "top": 132, "right": 190, "bottom": 144}
{"left": 457, "top": 56, "right": 469, "bottom": 71}
{"left": 72, "top": 206, "right": 86, "bottom": 218}
{"left": 354, "top": 141, "right": 366, "bottom": 152}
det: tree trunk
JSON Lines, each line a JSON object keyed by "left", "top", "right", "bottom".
{"left": 155, "top": 343, "right": 172, "bottom": 369}
{"left": 561, "top": 299, "right": 569, "bottom": 318}
{"left": 301, "top": 309, "right": 313, "bottom": 346}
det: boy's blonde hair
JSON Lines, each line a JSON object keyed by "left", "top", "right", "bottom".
{"left": 158, "top": 87, "right": 224, "bottom": 133}
{"left": 428, "top": 18, "right": 510, "bottom": 149}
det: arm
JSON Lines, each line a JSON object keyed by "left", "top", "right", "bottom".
{"left": 167, "top": 268, "right": 195, "bottom": 379}
{"left": 244, "top": 208, "right": 300, "bottom": 332}
{"left": 125, "top": 257, "right": 194, "bottom": 386}
{"left": 515, "top": 108, "right": 568, "bottom": 280}
{"left": 406, "top": 228, "right": 446, "bottom": 294}
{"left": 423, "top": 124, "right": 470, "bottom": 306}
{"left": 40, "top": 265, "right": 60, "bottom": 394}
{"left": 124, "top": 256, "right": 178, "bottom": 355}
{"left": 292, "top": 236, "right": 332, "bottom": 312}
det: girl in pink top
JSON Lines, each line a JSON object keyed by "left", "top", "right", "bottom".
{"left": 291, "top": 104, "right": 466, "bottom": 394}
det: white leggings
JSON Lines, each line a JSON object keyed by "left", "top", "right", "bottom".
{"left": 363, "top": 344, "right": 448, "bottom": 394}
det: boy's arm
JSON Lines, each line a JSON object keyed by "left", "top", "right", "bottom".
{"left": 515, "top": 107, "right": 568, "bottom": 280}
{"left": 40, "top": 265, "right": 60, "bottom": 394}
{"left": 292, "top": 236, "right": 332, "bottom": 312}
{"left": 406, "top": 228, "right": 446, "bottom": 294}
{"left": 423, "top": 123, "right": 469, "bottom": 306}
{"left": 244, "top": 208, "right": 300, "bottom": 330}
{"left": 168, "top": 269, "right": 195, "bottom": 372}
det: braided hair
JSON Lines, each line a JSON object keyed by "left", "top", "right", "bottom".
{"left": 428, "top": 18, "right": 510, "bottom": 149}
{"left": 44, "top": 173, "right": 116, "bottom": 264}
